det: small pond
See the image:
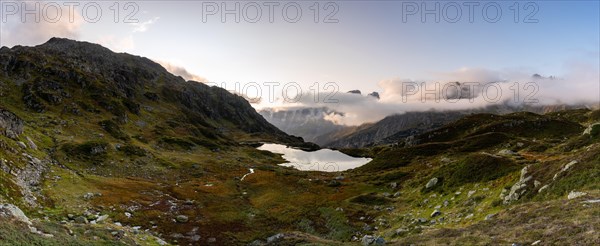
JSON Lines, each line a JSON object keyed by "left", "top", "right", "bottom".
{"left": 257, "top": 143, "right": 372, "bottom": 172}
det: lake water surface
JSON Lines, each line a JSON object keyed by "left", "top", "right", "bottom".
{"left": 257, "top": 143, "right": 372, "bottom": 172}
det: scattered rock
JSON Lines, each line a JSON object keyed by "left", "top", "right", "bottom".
{"left": 538, "top": 185, "right": 549, "bottom": 193}
{"left": 416, "top": 218, "right": 428, "bottom": 223}
{"left": 361, "top": 235, "right": 385, "bottom": 246}
{"left": 468, "top": 190, "right": 476, "bottom": 197}
{"left": 554, "top": 161, "right": 579, "bottom": 180}
{"left": 395, "top": 228, "right": 409, "bottom": 235}
{"left": 175, "top": 215, "right": 189, "bottom": 223}
{"left": 531, "top": 240, "right": 542, "bottom": 245}
{"left": 431, "top": 209, "right": 442, "bottom": 217}
{"left": 74, "top": 216, "right": 88, "bottom": 224}
{"left": 83, "top": 192, "right": 100, "bottom": 200}
{"left": 533, "top": 180, "right": 541, "bottom": 188}
{"left": 485, "top": 213, "right": 496, "bottom": 220}
{"left": 582, "top": 199, "right": 600, "bottom": 204}
{"left": 562, "top": 160, "right": 578, "bottom": 172}
{"left": 96, "top": 214, "right": 109, "bottom": 223}
{"left": 156, "top": 237, "right": 168, "bottom": 245}
{"left": 26, "top": 137, "right": 38, "bottom": 150}
{"left": 267, "top": 233, "right": 284, "bottom": 243}
{"left": 17, "top": 141, "right": 27, "bottom": 149}
{"left": 425, "top": 178, "right": 438, "bottom": 189}
{"left": 498, "top": 149, "right": 517, "bottom": 156}
{"left": 567, "top": 191, "right": 587, "bottom": 200}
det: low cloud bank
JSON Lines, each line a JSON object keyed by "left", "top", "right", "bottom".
{"left": 266, "top": 66, "right": 600, "bottom": 126}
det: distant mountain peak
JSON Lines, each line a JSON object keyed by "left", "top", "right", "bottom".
{"left": 368, "top": 92, "right": 380, "bottom": 99}
{"left": 347, "top": 90, "right": 362, "bottom": 95}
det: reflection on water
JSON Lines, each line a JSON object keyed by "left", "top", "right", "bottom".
{"left": 257, "top": 143, "right": 372, "bottom": 172}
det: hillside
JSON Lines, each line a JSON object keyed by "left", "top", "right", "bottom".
{"left": 316, "top": 104, "right": 590, "bottom": 149}
{"left": 345, "top": 109, "right": 600, "bottom": 245}
{"left": 0, "top": 38, "right": 331, "bottom": 245}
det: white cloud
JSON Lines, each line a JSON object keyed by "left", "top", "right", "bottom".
{"left": 131, "top": 17, "right": 160, "bottom": 33}
{"left": 0, "top": 1, "right": 82, "bottom": 47}
{"left": 154, "top": 60, "right": 207, "bottom": 82}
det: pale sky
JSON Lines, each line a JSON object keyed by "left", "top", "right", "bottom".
{"left": 1, "top": 0, "right": 599, "bottom": 121}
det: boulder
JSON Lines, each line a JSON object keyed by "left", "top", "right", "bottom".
{"left": 0, "top": 203, "right": 31, "bottom": 225}
{"left": 425, "top": 177, "right": 438, "bottom": 189}
{"left": 430, "top": 209, "right": 442, "bottom": 217}
{"left": 175, "top": 215, "right": 189, "bottom": 223}
{"left": 361, "top": 235, "right": 385, "bottom": 246}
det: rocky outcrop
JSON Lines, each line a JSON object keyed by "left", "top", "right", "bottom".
{"left": 503, "top": 165, "right": 532, "bottom": 204}
{"left": 0, "top": 203, "right": 31, "bottom": 225}
{"left": 14, "top": 153, "right": 48, "bottom": 207}
{"left": 0, "top": 109, "right": 23, "bottom": 139}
